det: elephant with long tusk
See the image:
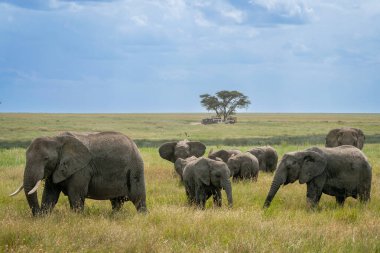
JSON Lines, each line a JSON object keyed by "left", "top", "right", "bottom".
{"left": 10, "top": 131, "right": 147, "bottom": 216}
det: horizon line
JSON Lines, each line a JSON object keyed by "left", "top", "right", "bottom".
{"left": 0, "top": 112, "right": 379, "bottom": 115}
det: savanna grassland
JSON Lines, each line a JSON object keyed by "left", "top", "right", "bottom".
{"left": 1, "top": 113, "right": 380, "bottom": 252}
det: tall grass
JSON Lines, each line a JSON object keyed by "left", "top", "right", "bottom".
{"left": 0, "top": 114, "right": 380, "bottom": 252}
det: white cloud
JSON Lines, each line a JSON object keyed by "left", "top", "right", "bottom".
{"left": 249, "top": 0, "right": 313, "bottom": 18}
{"left": 131, "top": 15, "right": 148, "bottom": 26}
{"left": 219, "top": 8, "right": 244, "bottom": 23}
{"left": 194, "top": 12, "right": 213, "bottom": 27}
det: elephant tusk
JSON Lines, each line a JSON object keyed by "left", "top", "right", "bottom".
{"left": 28, "top": 180, "right": 42, "bottom": 195}
{"left": 9, "top": 184, "right": 24, "bottom": 197}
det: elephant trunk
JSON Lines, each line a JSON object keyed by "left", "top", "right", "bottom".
{"left": 263, "top": 164, "right": 286, "bottom": 208}
{"left": 222, "top": 179, "right": 233, "bottom": 207}
{"left": 23, "top": 164, "right": 44, "bottom": 216}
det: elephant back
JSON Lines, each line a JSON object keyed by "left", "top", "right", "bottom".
{"left": 248, "top": 146, "right": 278, "bottom": 172}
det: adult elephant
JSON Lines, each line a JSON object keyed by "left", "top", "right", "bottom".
{"left": 247, "top": 146, "right": 278, "bottom": 172}
{"left": 10, "top": 131, "right": 147, "bottom": 216}
{"left": 325, "top": 127, "right": 365, "bottom": 149}
{"left": 263, "top": 146, "right": 372, "bottom": 209}
{"left": 227, "top": 152, "right": 259, "bottom": 181}
{"left": 208, "top": 149, "right": 242, "bottom": 163}
{"left": 158, "top": 140, "right": 206, "bottom": 163}
{"left": 182, "top": 157, "right": 233, "bottom": 209}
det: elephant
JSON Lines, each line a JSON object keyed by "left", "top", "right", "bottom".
{"left": 208, "top": 149, "right": 242, "bottom": 163}
{"left": 263, "top": 145, "right": 372, "bottom": 209}
{"left": 159, "top": 140, "right": 206, "bottom": 163}
{"left": 247, "top": 146, "right": 278, "bottom": 172}
{"left": 182, "top": 157, "right": 233, "bottom": 209}
{"left": 174, "top": 156, "right": 198, "bottom": 181}
{"left": 325, "top": 127, "right": 365, "bottom": 149}
{"left": 227, "top": 152, "right": 259, "bottom": 181}
{"left": 10, "top": 131, "right": 147, "bottom": 216}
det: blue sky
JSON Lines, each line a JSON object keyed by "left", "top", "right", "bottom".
{"left": 0, "top": 0, "right": 379, "bottom": 113}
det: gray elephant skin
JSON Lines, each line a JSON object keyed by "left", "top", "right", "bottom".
{"left": 325, "top": 127, "right": 365, "bottom": 149}
{"left": 227, "top": 152, "right": 259, "bottom": 181}
{"left": 174, "top": 156, "right": 198, "bottom": 181}
{"left": 208, "top": 149, "right": 242, "bottom": 163}
{"left": 264, "top": 146, "right": 372, "bottom": 208}
{"left": 182, "top": 157, "right": 233, "bottom": 209}
{"left": 10, "top": 131, "right": 147, "bottom": 216}
{"left": 159, "top": 140, "right": 206, "bottom": 163}
{"left": 248, "top": 146, "right": 278, "bottom": 172}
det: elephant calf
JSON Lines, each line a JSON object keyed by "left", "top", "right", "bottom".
{"left": 208, "top": 149, "right": 242, "bottom": 163}
{"left": 227, "top": 152, "right": 259, "bottom": 181}
{"left": 10, "top": 131, "right": 147, "bottom": 216}
{"left": 182, "top": 157, "right": 233, "bottom": 209}
{"left": 174, "top": 156, "right": 198, "bottom": 181}
{"left": 247, "top": 146, "right": 278, "bottom": 173}
{"left": 264, "top": 146, "right": 372, "bottom": 209}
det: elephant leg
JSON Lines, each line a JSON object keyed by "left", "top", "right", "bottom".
{"left": 252, "top": 172, "right": 258, "bottom": 182}
{"left": 335, "top": 196, "right": 345, "bottom": 206}
{"left": 41, "top": 179, "right": 61, "bottom": 214}
{"left": 306, "top": 181, "right": 323, "bottom": 209}
{"left": 232, "top": 175, "right": 240, "bottom": 183}
{"left": 195, "top": 185, "right": 206, "bottom": 209}
{"left": 67, "top": 181, "right": 88, "bottom": 212}
{"left": 306, "top": 174, "right": 326, "bottom": 208}
{"left": 185, "top": 182, "right": 196, "bottom": 205}
{"left": 185, "top": 185, "right": 194, "bottom": 205}
{"left": 213, "top": 189, "right": 222, "bottom": 207}
{"left": 132, "top": 198, "right": 147, "bottom": 213}
{"left": 68, "top": 193, "right": 85, "bottom": 212}
{"left": 110, "top": 197, "right": 127, "bottom": 211}
{"left": 358, "top": 185, "right": 371, "bottom": 203}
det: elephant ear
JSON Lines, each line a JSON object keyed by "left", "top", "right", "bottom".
{"left": 325, "top": 129, "right": 340, "bottom": 147}
{"left": 299, "top": 151, "right": 327, "bottom": 184}
{"left": 158, "top": 142, "right": 177, "bottom": 162}
{"left": 53, "top": 136, "right": 92, "bottom": 184}
{"left": 215, "top": 150, "right": 231, "bottom": 163}
{"left": 174, "top": 158, "right": 186, "bottom": 175}
{"left": 188, "top": 141, "right": 206, "bottom": 157}
{"left": 355, "top": 128, "right": 365, "bottom": 149}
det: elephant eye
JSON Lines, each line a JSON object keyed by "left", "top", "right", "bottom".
{"left": 44, "top": 156, "right": 49, "bottom": 160}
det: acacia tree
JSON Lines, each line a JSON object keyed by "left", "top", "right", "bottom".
{"left": 200, "top": 90, "right": 251, "bottom": 121}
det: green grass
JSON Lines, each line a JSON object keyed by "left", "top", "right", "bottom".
{"left": 1, "top": 113, "right": 380, "bottom": 252}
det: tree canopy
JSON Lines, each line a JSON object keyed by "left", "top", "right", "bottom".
{"left": 200, "top": 90, "right": 251, "bottom": 120}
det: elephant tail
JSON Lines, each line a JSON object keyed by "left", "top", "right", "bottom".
{"left": 126, "top": 169, "right": 131, "bottom": 193}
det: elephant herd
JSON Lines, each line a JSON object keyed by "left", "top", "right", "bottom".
{"left": 161, "top": 143, "right": 276, "bottom": 208}
{"left": 10, "top": 127, "right": 371, "bottom": 216}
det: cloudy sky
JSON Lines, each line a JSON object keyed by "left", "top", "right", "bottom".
{"left": 0, "top": 0, "right": 379, "bottom": 113}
